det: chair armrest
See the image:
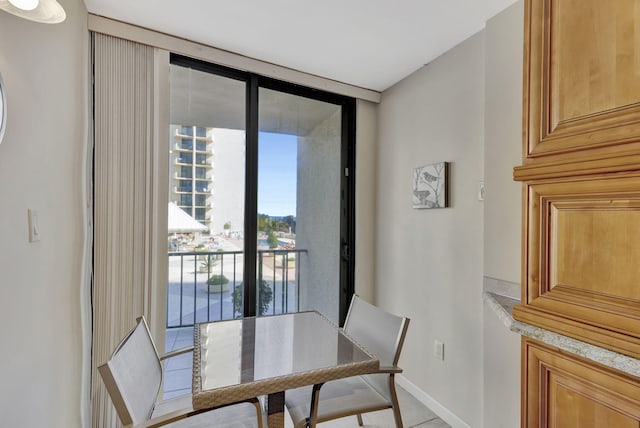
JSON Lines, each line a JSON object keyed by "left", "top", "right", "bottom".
{"left": 159, "top": 346, "right": 194, "bottom": 361}
{"left": 133, "top": 408, "right": 198, "bottom": 428}
{"left": 377, "top": 366, "right": 403, "bottom": 374}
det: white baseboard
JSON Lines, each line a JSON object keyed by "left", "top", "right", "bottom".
{"left": 396, "top": 375, "right": 471, "bottom": 428}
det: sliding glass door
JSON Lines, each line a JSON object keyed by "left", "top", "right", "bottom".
{"left": 258, "top": 87, "right": 343, "bottom": 322}
{"left": 166, "top": 54, "right": 355, "bottom": 328}
{"left": 167, "top": 60, "right": 247, "bottom": 327}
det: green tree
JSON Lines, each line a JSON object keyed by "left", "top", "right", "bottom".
{"left": 257, "top": 214, "right": 271, "bottom": 232}
{"left": 223, "top": 221, "right": 231, "bottom": 230}
{"left": 267, "top": 230, "right": 279, "bottom": 248}
{"left": 232, "top": 280, "right": 273, "bottom": 316}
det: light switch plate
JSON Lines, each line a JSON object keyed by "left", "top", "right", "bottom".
{"left": 28, "top": 209, "right": 41, "bottom": 242}
{"left": 434, "top": 340, "right": 445, "bottom": 361}
{"left": 478, "top": 181, "right": 485, "bottom": 201}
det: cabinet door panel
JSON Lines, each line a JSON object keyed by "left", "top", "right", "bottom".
{"left": 524, "top": 0, "right": 640, "bottom": 161}
{"left": 514, "top": 174, "right": 640, "bottom": 357}
{"left": 523, "top": 339, "right": 640, "bottom": 428}
{"left": 552, "top": 380, "right": 638, "bottom": 428}
{"left": 552, "top": 205, "right": 640, "bottom": 298}
{"left": 552, "top": 0, "right": 640, "bottom": 123}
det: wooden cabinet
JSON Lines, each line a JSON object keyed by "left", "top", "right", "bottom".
{"left": 515, "top": 0, "right": 640, "bottom": 355}
{"left": 522, "top": 0, "right": 640, "bottom": 165}
{"left": 523, "top": 339, "right": 640, "bottom": 428}
{"left": 513, "top": 173, "right": 640, "bottom": 358}
{"left": 515, "top": 0, "right": 640, "bottom": 426}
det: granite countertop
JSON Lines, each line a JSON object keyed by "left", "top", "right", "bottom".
{"left": 483, "top": 290, "right": 640, "bottom": 378}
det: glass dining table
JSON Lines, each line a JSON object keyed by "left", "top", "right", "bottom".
{"left": 192, "top": 310, "right": 380, "bottom": 427}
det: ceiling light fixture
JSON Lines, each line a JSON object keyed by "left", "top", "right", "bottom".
{"left": 8, "top": 0, "right": 39, "bottom": 11}
{"left": 0, "top": 0, "right": 65, "bottom": 24}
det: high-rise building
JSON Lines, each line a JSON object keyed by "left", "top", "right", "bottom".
{"left": 169, "top": 125, "right": 213, "bottom": 228}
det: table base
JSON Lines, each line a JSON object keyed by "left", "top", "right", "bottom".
{"left": 266, "top": 391, "right": 285, "bottom": 428}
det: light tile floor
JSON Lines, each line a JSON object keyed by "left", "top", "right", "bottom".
{"left": 164, "top": 326, "right": 450, "bottom": 428}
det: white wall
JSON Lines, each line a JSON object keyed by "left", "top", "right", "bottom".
{"left": 210, "top": 128, "right": 246, "bottom": 235}
{"left": 0, "top": 0, "right": 88, "bottom": 426}
{"left": 482, "top": 2, "right": 524, "bottom": 427}
{"left": 297, "top": 110, "right": 342, "bottom": 323}
{"left": 484, "top": 1, "right": 524, "bottom": 285}
{"left": 377, "top": 32, "right": 486, "bottom": 427}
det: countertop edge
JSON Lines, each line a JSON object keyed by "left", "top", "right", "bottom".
{"left": 483, "top": 291, "right": 640, "bottom": 378}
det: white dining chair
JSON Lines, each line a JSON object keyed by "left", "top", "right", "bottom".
{"left": 99, "top": 316, "right": 264, "bottom": 428}
{"left": 285, "top": 296, "right": 410, "bottom": 428}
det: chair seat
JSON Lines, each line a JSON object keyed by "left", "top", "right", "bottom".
{"left": 285, "top": 376, "right": 392, "bottom": 428}
{"left": 153, "top": 394, "right": 263, "bottom": 428}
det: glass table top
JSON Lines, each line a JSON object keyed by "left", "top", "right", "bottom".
{"left": 195, "top": 311, "right": 377, "bottom": 393}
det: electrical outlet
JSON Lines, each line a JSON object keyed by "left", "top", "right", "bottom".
{"left": 433, "top": 340, "right": 445, "bottom": 361}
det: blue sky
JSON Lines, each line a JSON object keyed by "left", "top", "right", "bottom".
{"left": 258, "top": 132, "right": 297, "bottom": 217}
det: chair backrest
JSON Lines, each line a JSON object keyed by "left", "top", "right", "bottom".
{"left": 343, "top": 296, "right": 410, "bottom": 400}
{"left": 343, "top": 295, "right": 409, "bottom": 367}
{"left": 98, "top": 316, "right": 163, "bottom": 426}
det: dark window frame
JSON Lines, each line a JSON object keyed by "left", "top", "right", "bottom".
{"left": 170, "top": 53, "right": 356, "bottom": 323}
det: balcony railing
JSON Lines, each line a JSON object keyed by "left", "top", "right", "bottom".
{"left": 174, "top": 186, "right": 192, "bottom": 194}
{"left": 167, "top": 249, "right": 305, "bottom": 328}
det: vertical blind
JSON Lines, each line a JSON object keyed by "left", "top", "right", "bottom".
{"left": 92, "top": 33, "right": 156, "bottom": 427}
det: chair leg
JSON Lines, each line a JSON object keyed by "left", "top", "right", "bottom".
{"left": 357, "top": 414, "right": 364, "bottom": 426}
{"left": 388, "top": 374, "right": 404, "bottom": 428}
{"left": 249, "top": 398, "right": 264, "bottom": 428}
{"left": 306, "top": 383, "right": 323, "bottom": 428}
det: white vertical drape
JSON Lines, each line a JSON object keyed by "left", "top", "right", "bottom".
{"left": 92, "top": 33, "right": 157, "bottom": 427}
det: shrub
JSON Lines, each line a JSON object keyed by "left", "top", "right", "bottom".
{"left": 206, "top": 274, "right": 229, "bottom": 286}
{"left": 199, "top": 255, "right": 216, "bottom": 271}
{"left": 232, "top": 280, "right": 273, "bottom": 316}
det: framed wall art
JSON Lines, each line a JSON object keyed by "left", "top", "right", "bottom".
{"left": 412, "top": 162, "right": 449, "bottom": 209}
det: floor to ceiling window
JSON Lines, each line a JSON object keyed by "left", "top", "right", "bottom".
{"left": 166, "top": 54, "right": 356, "bottom": 330}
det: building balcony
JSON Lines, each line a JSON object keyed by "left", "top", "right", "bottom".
{"left": 174, "top": 128, "right": 207, "bottom": 138}
{"left": 174, "top": 142, "right": 213, "bottom": 153}
{"left": 174, "top": 186, "right": 193, "bottom": 194}
{"left": 194, "top": 172, "right": 212, "bottom": 180}
{"left": 175, "top": 130, "right": 211, "bottom": 140}
{"left": 174, "top": 142, "right": 193, "bottom": 152}
{"left": 195, "top": 144, "right": 212, "bottom": 154}
{"left": 174, "top": 159, "right": 212, "bottom": 169}
{"left": 174, "top": 158, "right": 192, "bottom": 166}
